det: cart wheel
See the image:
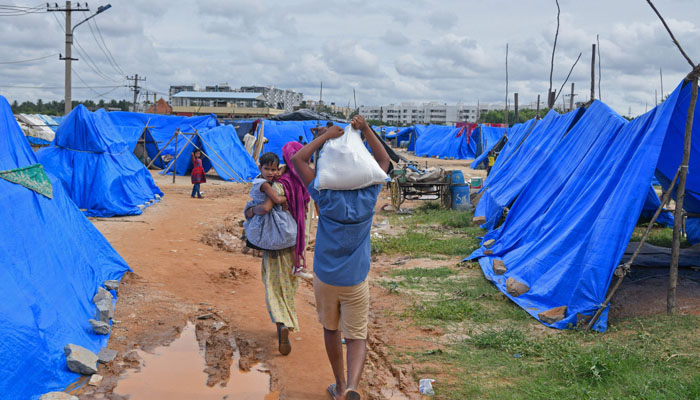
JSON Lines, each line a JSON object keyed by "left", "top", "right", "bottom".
{"left": 442, "top": 186, "right": 452, "bottom": 209}
{"left": 391, "top": 179, "right": 402, "bottom": 210}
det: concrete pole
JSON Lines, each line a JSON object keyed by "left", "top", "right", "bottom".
{"left": 570, "top": 82, "right": 575, "bottom": 111}
{"left": 132, "top": 73, "right": 139, "bottom": 111}
{"left": 64, "top": 1, "right": 72, "bottom": 115}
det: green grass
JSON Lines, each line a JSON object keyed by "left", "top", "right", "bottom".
{"left": 427, "top": 317, "right": 700, "bottom": 399}
{"left": 372, "top": 203, "right": 483, "bottom": 257}
{"left": 374, "top": 203, "right": 700, "bottom": 399}
{"left": 382, "top": 264, "right": 700, "bottom": 399}
{"left": 631, "top": 224, "right": 692, "bottom": 248}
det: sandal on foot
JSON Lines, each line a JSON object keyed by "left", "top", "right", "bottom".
{"left": 278, "top": 325, "right": 291, "bottom": 355}
{"left": 327, "top": 384, "right": 338, "bottom": 399}
{"left": 345, "top": 389, "right": 361, "bottom": 400}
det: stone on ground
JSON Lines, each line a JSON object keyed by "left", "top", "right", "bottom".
{"left": 92, "top": 287, "right": 113, "bottom": 305}
{"left": 97, "top": 348, "right": 118, "bottom": 364}
{"left": 483, "top": 239, "right": 496, "bottom": 248}
{"left": 95, "top": 298, "right": 113, "bottom": 322}
{"left": 538, "top": 306, "right": 567, "bottom": 324}
{"left": 472, "top": 216, "right": 486, "bottom": 225}
{"left": 506, "top": 277, "right": 529, "bottom": 297}
{"left": 39, "top": 392, "right": 78, "bottom": 400}
{"left": 89, "top": 319, "right": 111, "bottom": 335}
{"left": 64, "top": 344, "right": 98, "bottom": 375}
{"left": 87, "top": 374, "right": 103, "bottom": 386}
{"left": 104, "top": 280, "right": 119, "bottom": 291}
{"left": 492, "top": 260, "right": 507, "bottom": 275}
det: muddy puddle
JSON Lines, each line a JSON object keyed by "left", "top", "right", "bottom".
{"left": 115, "top": 323, "right": 271, "bottom": 399}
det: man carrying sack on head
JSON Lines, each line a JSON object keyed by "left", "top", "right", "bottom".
{"left": 291, "top": 115, "right": 390, "bottom": 400}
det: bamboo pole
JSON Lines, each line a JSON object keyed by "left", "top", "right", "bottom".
{"left": 514, "top": 93, "right": 519, "bottom": 124}
{"left": 194, "top": 131, "right": 245, "bottom": 182}
{"left": 175, "top": 131, "right": 238, "bottom": 182}
{"left": 173, "top": 129, "right": 178, "bottom": 183}
{"left": 669, "top": 76, "right": 698, "bottom": 314}
{"left": 145, "top": 131, "right": 177, "bottom": 170}
{"left": 585, "top": 165, "right": 682, "bottom": 330}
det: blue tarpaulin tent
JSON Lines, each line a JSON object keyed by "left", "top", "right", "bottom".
{"left": 470, "top": 120, "right": 536, "bottom": 169}
{"left": 469, "top": 125, "right": 506, "bottom": 158}
{"left": 160, "top": 125, "right": 259, "bottom": 182}
{"left": 468, "top": 80, "right": 700, "bottom": 332}
{"left": 475, "top": 108, "right": 585, "bottom": 230}
{"left": 37, "top": 106, "right": 163, "bottom": 217}
{"left": 415, "top": 124, "right": 474, "bottom": 159}
{"left": 107, "top": 112, "right": 219, "bottom": 168}
{"left": 0, "top": 95, "right": 130, "bottom": 398}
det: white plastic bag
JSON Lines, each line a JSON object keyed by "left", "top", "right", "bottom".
{"left": 316, "top": 125, "right": 389, "bottom": 190}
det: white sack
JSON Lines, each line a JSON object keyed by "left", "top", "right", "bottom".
{"left": 316, "top": 125, "right": 389, "bottom": 190}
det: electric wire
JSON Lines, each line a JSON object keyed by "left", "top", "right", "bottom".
{"left": 50, "top": 11, "right": 123, "bottom": 84}
{"left": 0, "top": 53, "right": 59, "bottom": 64}
{"left": 86, "top": 14, "right": 124, "bottom": 76}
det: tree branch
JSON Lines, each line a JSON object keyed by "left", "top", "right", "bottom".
{"left": 553, "top": 52, "right": 582, "bottom": 105}
{"left": 646, "top": 0, "right": 695, "bottom": 68}
{"left": 548, "top": 0, "right": 560, "bottom": 108}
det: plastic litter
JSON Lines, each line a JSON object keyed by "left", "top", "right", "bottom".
{"left": 419, "top": 378, "right": 435, "bottom": 396}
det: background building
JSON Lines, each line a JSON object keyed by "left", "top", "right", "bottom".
{"left": 239, "top": 86, "right": 303, "bottom": 112}
{"left": 169, "top": 84, "right": 304, "bottom": 113}
{"left": 359, "top": 102, "right": 501, "bottom": 125}
{"left": 170, "top": 91, "right": 283, "bottom": 118}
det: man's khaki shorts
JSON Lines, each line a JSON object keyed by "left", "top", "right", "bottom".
{"left": 313, "top": 275, "right": 369, "bottom": 340}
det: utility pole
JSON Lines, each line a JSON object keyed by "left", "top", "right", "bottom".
{"left": 48, "top": 1, "right": 89, "bottom": 115}
{"left": 127, "top": 74, "right": 146, "bottom": 112}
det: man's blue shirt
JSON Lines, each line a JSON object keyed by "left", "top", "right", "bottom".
{"left": 308, "top": 182, "right": 382, "bottom": 286}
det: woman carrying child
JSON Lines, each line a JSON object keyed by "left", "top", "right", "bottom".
{"left": 244, "top": 151, "right": 308, "bottom": 355}
{"left": 190, "top": 149, "right": 206, "bottom": 198}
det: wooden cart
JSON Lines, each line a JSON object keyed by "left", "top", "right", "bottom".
{"left": 389, "top": 168, "right": 453, "bottom": 210}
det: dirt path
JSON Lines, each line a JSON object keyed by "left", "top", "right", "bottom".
{"left": 73, "top": 172, "right": 427, "bottom": 400}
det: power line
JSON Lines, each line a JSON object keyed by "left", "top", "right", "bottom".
{"left": 0, "top": 84, "right": 122, "bottom": 89}
{"left": 73, "top": 67, "right": 125, "bottom": 98}
{"left": 85, "top": 14, "right": 124, "bottom": 76}
{"left": 49, "top": 11, "right": 122, "bottom": 84}
{"left": 0, "top": 3, "right": 44, "bottom": 15}
{"left": 0, "top": 53, "right": 59, "bottom": 64}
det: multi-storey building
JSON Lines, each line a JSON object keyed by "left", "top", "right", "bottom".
{"left": 359, "top": 102, "right": 496, "bottom": 125}
{"left": 239, "top": 86, "right": 303, "bottom": 112}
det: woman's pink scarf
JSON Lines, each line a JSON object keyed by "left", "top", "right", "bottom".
{"left": 278, "top": 142, "right": 310, "bottom": 272}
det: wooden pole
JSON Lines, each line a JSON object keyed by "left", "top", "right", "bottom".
{"left": 590, "top": 44, "right": 596, "bottom": 101}
{"left": 172, "top": 129, "right": 178, "bottom": 183}
{"left": 145, "top": 131, "right": 177, "bottom": 170}
{"left": 504, "top": 44, "right": 509, "bottom": 129}
{"left": 536, "top": 94, "right": 541, "bottom": 119}
{"left": 669, "top": 76, "right": 698, "bottom": 314}
{"left": 514, "top": 92, "right": 519, "bottom": 124}
{"left": 586, "top": 165, "right": 682, "bottom": 330}
{"left": 194, "top": 131, "right": 245, "bottom": 182}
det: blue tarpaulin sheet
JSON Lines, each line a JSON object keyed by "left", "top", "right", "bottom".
{"left": 0, "top": 95, "right": 130, "bottom": 399}
{"left": 468, "top": 80, "right": 697, "bottom": 331}
{"left": 470, "top": 120, "right": 535, "bottom": 169}
{"left": 654, "top": 81, "right": 700, "bottom": 244}
{"left": 415, "top": 124, "right": 473, "bottom": 159}
{"left": 107, "top": 112, "right": 219, "bottom": 168}
{"left": 475, "top": 108, "right": 584, "bottom": 230}
{"left": 37, "top": 106, "right": 163, "bottom": 217}
{"left": 470, "top": 125, "right": 506, "bottom": 157}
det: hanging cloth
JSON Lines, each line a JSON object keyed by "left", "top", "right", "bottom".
{"left": 0, "top": 164, "right": 53, "bottom": 199}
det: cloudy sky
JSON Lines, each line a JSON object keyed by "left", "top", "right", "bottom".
{"left": 2, "top": 0, "right": 699, "bottom": 116}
